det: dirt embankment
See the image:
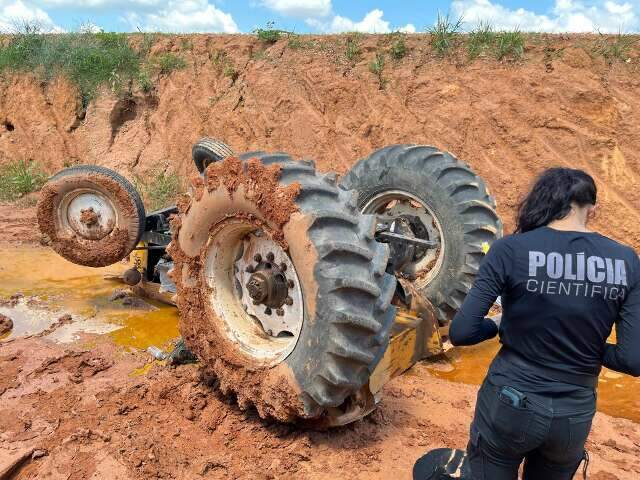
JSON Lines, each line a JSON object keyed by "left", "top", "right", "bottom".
{"left": 1, "top": 34, "right": 639, "bottom": 248}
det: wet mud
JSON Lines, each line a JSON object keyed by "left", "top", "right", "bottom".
{"left": 0, "top": 236, "right": 638, "bottom": 478}
{"left": 1, "top": 337, "right": 639, "bottom": 480}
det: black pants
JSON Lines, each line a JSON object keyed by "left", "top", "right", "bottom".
{"left": 467, "top": 378, "right": 595, "bottom": 480}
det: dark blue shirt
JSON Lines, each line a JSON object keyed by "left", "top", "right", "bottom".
{"left": 450, "top": 226, "right": 640, "bottom": 388}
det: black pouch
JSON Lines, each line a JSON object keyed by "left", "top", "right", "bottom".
{"left": 487, "top": 385, "right": 534, "bottom": 445}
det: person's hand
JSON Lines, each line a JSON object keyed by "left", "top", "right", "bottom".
{"left": 489, "top": 314, "right": 502, "bottom": 328}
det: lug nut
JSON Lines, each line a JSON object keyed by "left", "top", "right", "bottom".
{"left": 285, "top": 297, "right": 293, "bottom": 306}
{"left": 266, "top": 252, "right": 275, "bottom": 262}
{"left": 287, "top": 280, "right": 294, "bottom": 288}
{"left": 254, "top": 253, "right": 262, "bottom": 262}
{"left": 276, "top": 308, "right": 284, "bottom": 316}
{"left": 264, "top": 307, "right": 272, "bottom": 315}
{"left": 245, "top": 265, "right": 255, "bottom": 273}
{"left": 280, "top": 263, "right": 287, "bottom": 271}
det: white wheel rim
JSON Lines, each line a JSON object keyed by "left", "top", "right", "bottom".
{"left": 59, "top": 189, "right": 117, "bottom": 240}
{"left": 203, "top": 219, "right": 304, "bottom": 365}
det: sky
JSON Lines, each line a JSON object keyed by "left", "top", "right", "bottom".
{"left": 0, "top": 0, "right": 638, "bottom": 34}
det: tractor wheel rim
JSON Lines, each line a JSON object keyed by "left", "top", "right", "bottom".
{"left": 362, "top": 190, "right": 445, "bottom": 289}
{"left": 60, "top": 189, "right": 117, "bottom": 240}
{"left": 203, "top": 219, "right": 303, "bottom": 365}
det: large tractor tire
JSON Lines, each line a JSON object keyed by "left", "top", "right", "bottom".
{"left": 340, "top": 145, "right": 502, "bottom": 327}
{"left": 37, "top": 165, "right": 146, "bottom": 267}
{"left": 168, "top": 153, "right": 396, "bottom": 422}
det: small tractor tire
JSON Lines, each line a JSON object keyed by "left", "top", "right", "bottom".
{"left": 169, "top": 153, "right": 396, "bottom": 421}
{"left": 340, "top": 145, "right": 502, "bottom": 326}
{"left": 37, "top": 165, "right": 145, "bottom": 267}
{"left": 192, "top": 137, "right": 234, "bottom": 174}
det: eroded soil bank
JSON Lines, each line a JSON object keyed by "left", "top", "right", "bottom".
{"left": 1, "top": 34, "right": 639, "bottom": 249}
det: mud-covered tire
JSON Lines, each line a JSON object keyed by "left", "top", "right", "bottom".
{"left": 169, "top": 153, "right": 397, "bottom": 421}
{"left": 192, "top": 137, "right": 234, "bottom": 174}
{"left": 37, "top": 165, "right": 145, "bottom": 267}
{"left": 340, "top": 145, "right": 502, "bottom": 326}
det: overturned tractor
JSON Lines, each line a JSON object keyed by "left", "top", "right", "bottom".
{"left": 37, "top": 140, "right": 502, "bottom": 427}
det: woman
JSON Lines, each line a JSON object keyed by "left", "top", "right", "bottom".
{"left": 449, "top": 168, "right": 640, "bottom": 479}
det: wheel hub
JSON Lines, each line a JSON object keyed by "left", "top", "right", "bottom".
{"left": 234, "top": 233, "right": 303, "bottom": 338}
{"left": 363, "top": 192, "right": 444, "bottom": 286}
{"left": 64, "top": 191, "right": 117, "bottom": 240}
{"left": 246, "top": 267, "right": 289, "bottom": 308}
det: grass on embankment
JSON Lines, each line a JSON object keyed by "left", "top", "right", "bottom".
{"left": 0, "top": 24, "right": 186, "bottom": 106}
{"left": 135, "top": 170, "right": 184, "bottom": 212}
{"left": 0, "top": 21, "right": 637, "bottom": 112}
{"left": 0, "top": 160, "right": 47, "bottom": 202}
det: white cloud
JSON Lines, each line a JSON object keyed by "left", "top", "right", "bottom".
{"left": 451, "top": 0, "right": 638, "bottom": 33}
{"left": 330, "top": 9, "right": 390, "bottom": 33}
{"left": 124, "top": 0, "right": 238, "bottom": 33}
{"left": 260, "top": 0, "right": 331, "bottom": 18}
{"left": 605, "top": 1, "right": 633, "bottom": 14}
{"left": 306, "top": 8, "right": 417, "bottom": 34}
{"left": 40, "top": 0, "right": 162, "bottom": 6}
{"left": 399, "top": 23, "right": 416, "bottom": 33}
{"left": 0, "top": 0, "right": 63, "bottom": 32}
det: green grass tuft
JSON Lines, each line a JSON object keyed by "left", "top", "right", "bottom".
{"left": 287, "top": 34, "right": 314, "bottom": 50}
{"left": 345, "top": 34, "right": 362, "bottom": 62}
{"left": 467, "top": 21, "right": 496, "bottom": 59}
{"left": 223, "top": 63, "right": 239, "bottom": 81}
{"left": 137, "top": 68, "right": 153, "bottom": 92}
{"left": 154, "top": 53, "right": 186, "bottom": 74}
{"left": 428, "top": 12, "right": 463, "bottom": 57}
{"left": 135, "top": 170, "right": 183, "bottom": 212}
{"left": 0, "top": 160, "right": 47, "bottom": 202}
{"left": 369, "top": 52, "right": 387, "bottom": 89}
{"left": 495, "top": 29, "right": 525, "bottom": 60}
{"left": 389, "top": 33, "right": 407, "bottom": 60}
{"left": 254, "top": 21, "right": 285, "bottom": 44}
{"left": 593, "top": 31, "right": 637, "bottom": 63}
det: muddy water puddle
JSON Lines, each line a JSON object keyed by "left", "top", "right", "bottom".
{"left": 426, "top": 338, "right": 640, "bottom": 423}
{"left": 0, "top": 246, "right": 179, "bottom": 352}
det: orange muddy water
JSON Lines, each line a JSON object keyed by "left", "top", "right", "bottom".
{"left": 0, "top": 246, "right": 179, "bottom": 352}
{"left": 429, "top": 336, "right": 640, "bottom": 423}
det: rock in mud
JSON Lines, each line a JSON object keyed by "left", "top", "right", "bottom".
{"left": 121, "top": 296, "right": 154, "bottom": 310}
{"left": 108, "top": 289, "right": 128, "bottom": 302}
{"left": 108, "top": 289, "right": 155, "bottom": 310}
{"left": 0, "top": 313, "right": 13, "bottom": 335}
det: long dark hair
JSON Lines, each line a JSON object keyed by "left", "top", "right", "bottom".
{"left": 515, "top": 168, "right": 597, "bottom": 233}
